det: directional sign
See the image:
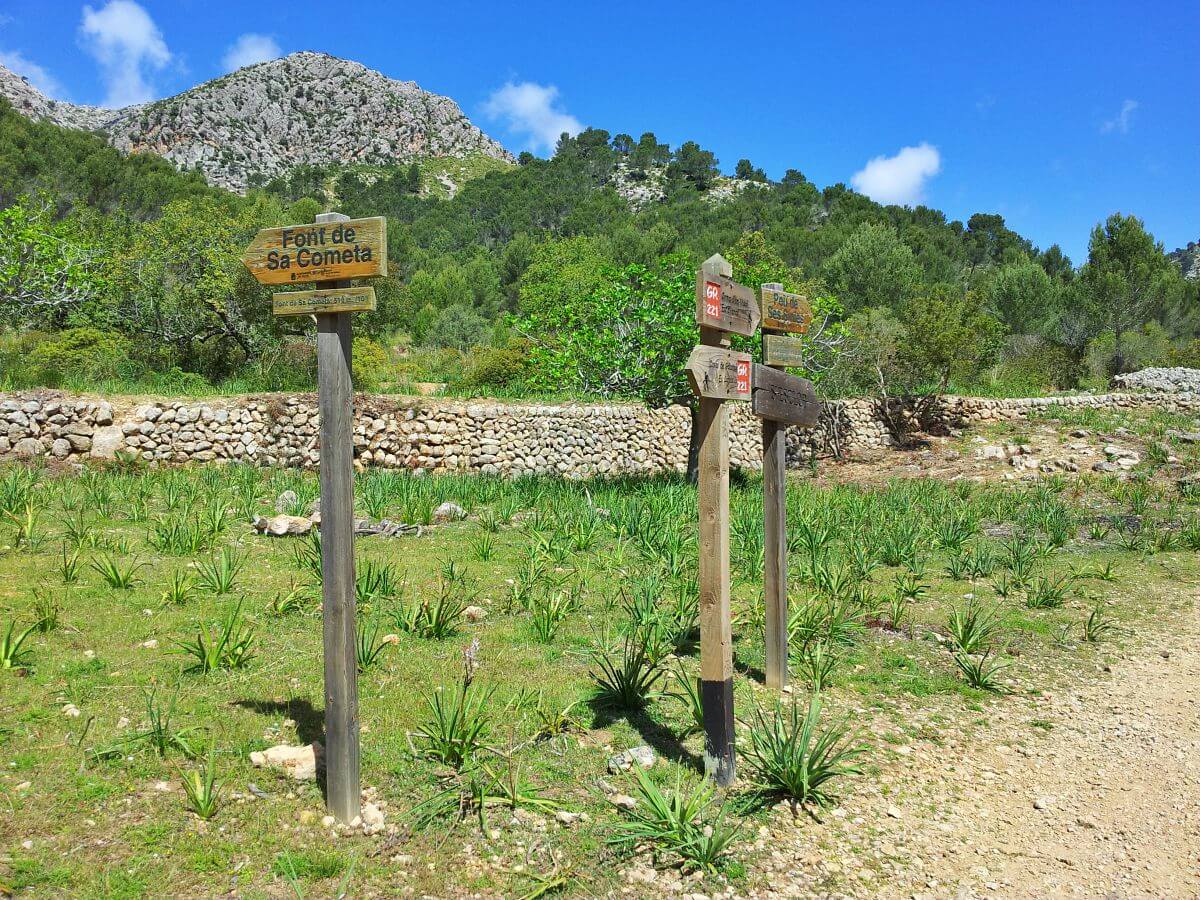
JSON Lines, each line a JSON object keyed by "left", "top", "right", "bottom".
{"left": 752, "top": 364, "right": 819, "bottom": 427}
{"left": 273, "top": 287, "right": 376, "bottom": 317}
{"left": 695, "top": 272, "right": 760, "bottom": 337}
{"left": 763, "top": 333, "right": 806, "bottom": 368}
{"left": 242, "top": 216, "right": 387, "bottom": 285}
{"left": 686, "top": 346, "right": 753, "bottom": 400}
{"left": 760, "top": 285, "right": 812, "bottom": 334}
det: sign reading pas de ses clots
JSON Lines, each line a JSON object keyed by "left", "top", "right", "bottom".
{"left": 241, "top": 216, "right": 387, "bottom": 285}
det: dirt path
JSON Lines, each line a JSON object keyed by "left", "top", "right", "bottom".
{"left": 746, "top": 594, "right": 1200, "bottom": 899}
{"left": 906, "top": 594, "right": 1200, "bottom": 899}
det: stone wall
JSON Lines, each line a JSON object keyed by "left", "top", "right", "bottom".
{"left": 2, "top": 390, "right": 1199, "bottom": 477}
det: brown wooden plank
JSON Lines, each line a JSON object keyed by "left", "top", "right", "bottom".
{"left": 313, "top": 214, "right": 361, "bottom": 825}
{"left": 686, "top": 346, "right": 753, "bottom": 401}
{"left": 760, "top": 283, "right": 812, "bottom": 334}
{"left": 762, "top": 416, "right": 788, "bottom": 693}
{"left": 695, "top": 270, "right": 760, "bottom": 336}
{"left": 273, "top": 286, "right": 376, "bottom": 317}
{"left": 751, "top": 364, "right": 819, "bottom": 427}
{"left": 696, "top": 253, "right": 736, "bottom": 788}
{"left": 242, "top": 216, "right": 387, "bottom": 285}
{"left": 763, "top": 333, "right": 806, "bottom": 368}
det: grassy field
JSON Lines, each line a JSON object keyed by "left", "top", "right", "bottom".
{"left": 0, "top": 452, "right": 1197, "bottom": 897}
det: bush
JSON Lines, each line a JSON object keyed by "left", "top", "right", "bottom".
{"left": 28, "top": 328, "right": 131, "bottom": 385}
{"left": 986, "top": 335, "right": 1082, "bottom": 394}
{"left": 351, "top": 336, "right": 389, "bottom": 390}
{"left": 461, "top": 340, "right": 532, "bottom": 389}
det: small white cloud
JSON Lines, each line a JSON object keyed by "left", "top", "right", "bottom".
{"left": 0, "top": 49, "right": 64, "bottom": 97}
{"left": 482, "top": 81, "right": 581, "bottom": 154}
{"left": 222, "top": 33, "right": 280, "bottom": 73}
{"left": 1101, "top": 99, "right": 1138, "bottom": 135}
{"left": 850, "top": 143, "right": 942, "bottom": 206}
{"left": 79, "top": 0, "right": 170, "bottom": 107}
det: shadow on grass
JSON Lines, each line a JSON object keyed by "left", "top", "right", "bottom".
{"left": 586, "top": 696, "right": 703, "bottom": 774}
{"left": 233, "top": 697, "right": 328, "bottom": 797}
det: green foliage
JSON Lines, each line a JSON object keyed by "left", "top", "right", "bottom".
{"left": 181, "top": 752, "right": 223, "bottom": 819}
{"left": 410, "top": 678, "right": 493, "bottom": 770}
{"left": 589, "top": 636, "right": 667, "bottom": 709}
{"left": 742, "top": 695, "right": 866, "bottom": 807}
{"left": 609, "top": 767, "right": 741, "bottom": 873}
{"left": 351, "top": 336, "right": 389, "bottom": 390}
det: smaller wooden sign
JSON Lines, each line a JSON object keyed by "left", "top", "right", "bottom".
{"left": 763, "top": 334, "right": 806, "bottom": 368}
{"left": 687, "top": 346, "right": 754, "bottom": 401}
{"left": 761, "top": 285, "right": 812, "bottom": 334}
{"left": 273, "top": 286, "right": 376, "bottom": 317}
{"left": 696, "top": 272, "right": 761, "bottom": 337}
{"left": 752, "top": 364, "right": 819, "bottom": 427}
{"left": 242, "top": 216, "right": 387, "bottom": 285}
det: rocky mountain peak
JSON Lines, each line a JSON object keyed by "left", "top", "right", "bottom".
{"left": 0, "top": 52, "right": 514, "bottom": 192}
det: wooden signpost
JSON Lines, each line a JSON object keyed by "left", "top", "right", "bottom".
{"left": 244, "top": 212, "right": 386, "bottom": 824}
{"left": 689, "top": 254, "right": 757, "bottom": 788}
{"left": 241, "top": 216, "right": 387, "bottom": 285}
{"left": 696, "top": 270, "right": 761, "bottom": 337}
{"left": 686, "top": 346, "right": 753, "bottom": 401}
{"left": 757, "top": 284, "right": 814, "bottom": 693}
{"left": 762, "top": 333, "right": 806, "bottom": 368}
{"left": 273, "top": 286, "right": 377, "bottom": 317}
{"left": 752, "top": 365, "right": 819, "bottom": 428}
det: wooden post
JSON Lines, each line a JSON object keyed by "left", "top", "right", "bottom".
{"left": 698, "top": 255, "right": 736, "bottom": 787}
{"left": 315, "top": 211, "right": 360, "bottom": 824}
{"left": 761, "top": 283, "right": 788, "bottom": 693}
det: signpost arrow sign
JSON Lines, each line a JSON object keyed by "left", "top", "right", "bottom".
{"left": 695, "top": 271, "right": 760, "bottom": 336}
{"left": 760, "top": 285, "right": 812, "bottom": 334}
{"left": 242, "top": 216, "right": 387, "bottom": 285}
{"left": 751, "top": 364, "right": 820, "bottom": 427}
{"left": 687, "top": 346, "right": 754, "bottom": 400}
{"left": 762, "top": 333, "right": 806, "bottom": 368}
{"left": 273, "top": 286, "right": 376, "bottom": 317}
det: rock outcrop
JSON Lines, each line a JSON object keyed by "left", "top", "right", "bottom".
{"left": 0, "top": 52, "right": 514, "bottom": 192}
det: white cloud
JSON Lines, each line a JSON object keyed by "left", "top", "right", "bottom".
{"left": 850, "top": 143, "right": 942, "bottom": 206}
{"left": 0, "top": 49, "right": 64, "bottom": 97}
{"left": 79, "top": 0, "right": 170, "bottom": 107}
{"left": 1101, "top": 99, "right": 1138, "bottom": 135}
{"left": 482, "top": 81, "right": 581, "bottom": 154}
{"left": 222, "top": 33, "right": 280, "bottom": 73}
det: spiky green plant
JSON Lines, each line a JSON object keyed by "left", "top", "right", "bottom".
{"left": 742, "top": 695, "right": 866, "bottom": 808}
{"left": 0, "top": 619, "right": 36, "bottom": 669}
{"left": 608, "top": 767, "right": 741, "bottom": 873}
{"left": 409, "top": 678, "right": 493, "bottom": 770}
{"left": 356, "top": 620, "right": 391, "bottom": 672}
{"left": 589, "top": 637, "right": 666, "bottom": 710}
{"left": 181, "top": 752, "right": 222, "bottom": 819}
{"left": 90, "top": 554, "right": 145, "bottom": 590}
{"left": 196, "top": 547, "right": 243, "bottom": 595}
{"left": 953, "top": 649, "right": 1010, "bottom": 692}
{"left": 1082, "top": 603, "right": 1118, "bottom": 643}
{"left": 946, "top": 600, "right": 1001, "bottom": 655}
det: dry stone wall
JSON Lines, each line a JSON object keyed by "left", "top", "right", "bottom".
{"left": 3, "top": 391, "right": 1200, "bottom": 477}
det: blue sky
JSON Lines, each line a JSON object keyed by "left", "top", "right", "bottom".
{"left": 1, "top": 0, "right": 1196, "bottom": 263}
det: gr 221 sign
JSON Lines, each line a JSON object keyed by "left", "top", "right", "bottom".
{"left": 241, "top": 216, "right": 387, "bottom": 285}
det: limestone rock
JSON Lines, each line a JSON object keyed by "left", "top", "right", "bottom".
{"left": 249, "top": 742, "right": 323, "bottom": 781}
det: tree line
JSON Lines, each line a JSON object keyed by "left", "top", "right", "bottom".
{"left": 0, "top": 98, "right": 1195, "bottom": 410}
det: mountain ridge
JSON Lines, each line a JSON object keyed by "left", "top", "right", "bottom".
{"left": 0, "top": 51, "right": 514, "bottom": 192}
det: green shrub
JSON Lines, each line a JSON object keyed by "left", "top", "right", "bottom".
{"left": 987, "top": 335, "right": 1082, "bottom": 394}
{"left": 461, "top": 340, "right": 532, "bottom": 389}
{"left": 351, "top": 336, "right": 390, "bottom": 390}
{"left": 29, "top": 328, "right": 131, "bottom": 384}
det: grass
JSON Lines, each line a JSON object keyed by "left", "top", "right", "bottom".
{"left": 0, "top": 447, "right": 1194, "bottom": 896}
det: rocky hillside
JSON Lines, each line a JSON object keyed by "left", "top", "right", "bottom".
{"left": 1170, "top": 241, "right": 1199, "bottom": 281}
{"left": 0, "top": 52, "right": 513, "bottom": 192}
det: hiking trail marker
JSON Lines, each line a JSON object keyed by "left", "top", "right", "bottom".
{"left": 244, "top": 212, "right": 386, "bottom": 824}
{"left": 241, "top": 216, "right": 387, "bottom": 285}
{"left": 756, "top": 283, "right": 815, "bottom": 693}
{"left": 689, "top": 254, "right": 757, "bottom": 788}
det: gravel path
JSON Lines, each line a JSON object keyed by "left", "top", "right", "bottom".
{"left": 744, "top": 593, "right": 1200, "bottom": 899}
